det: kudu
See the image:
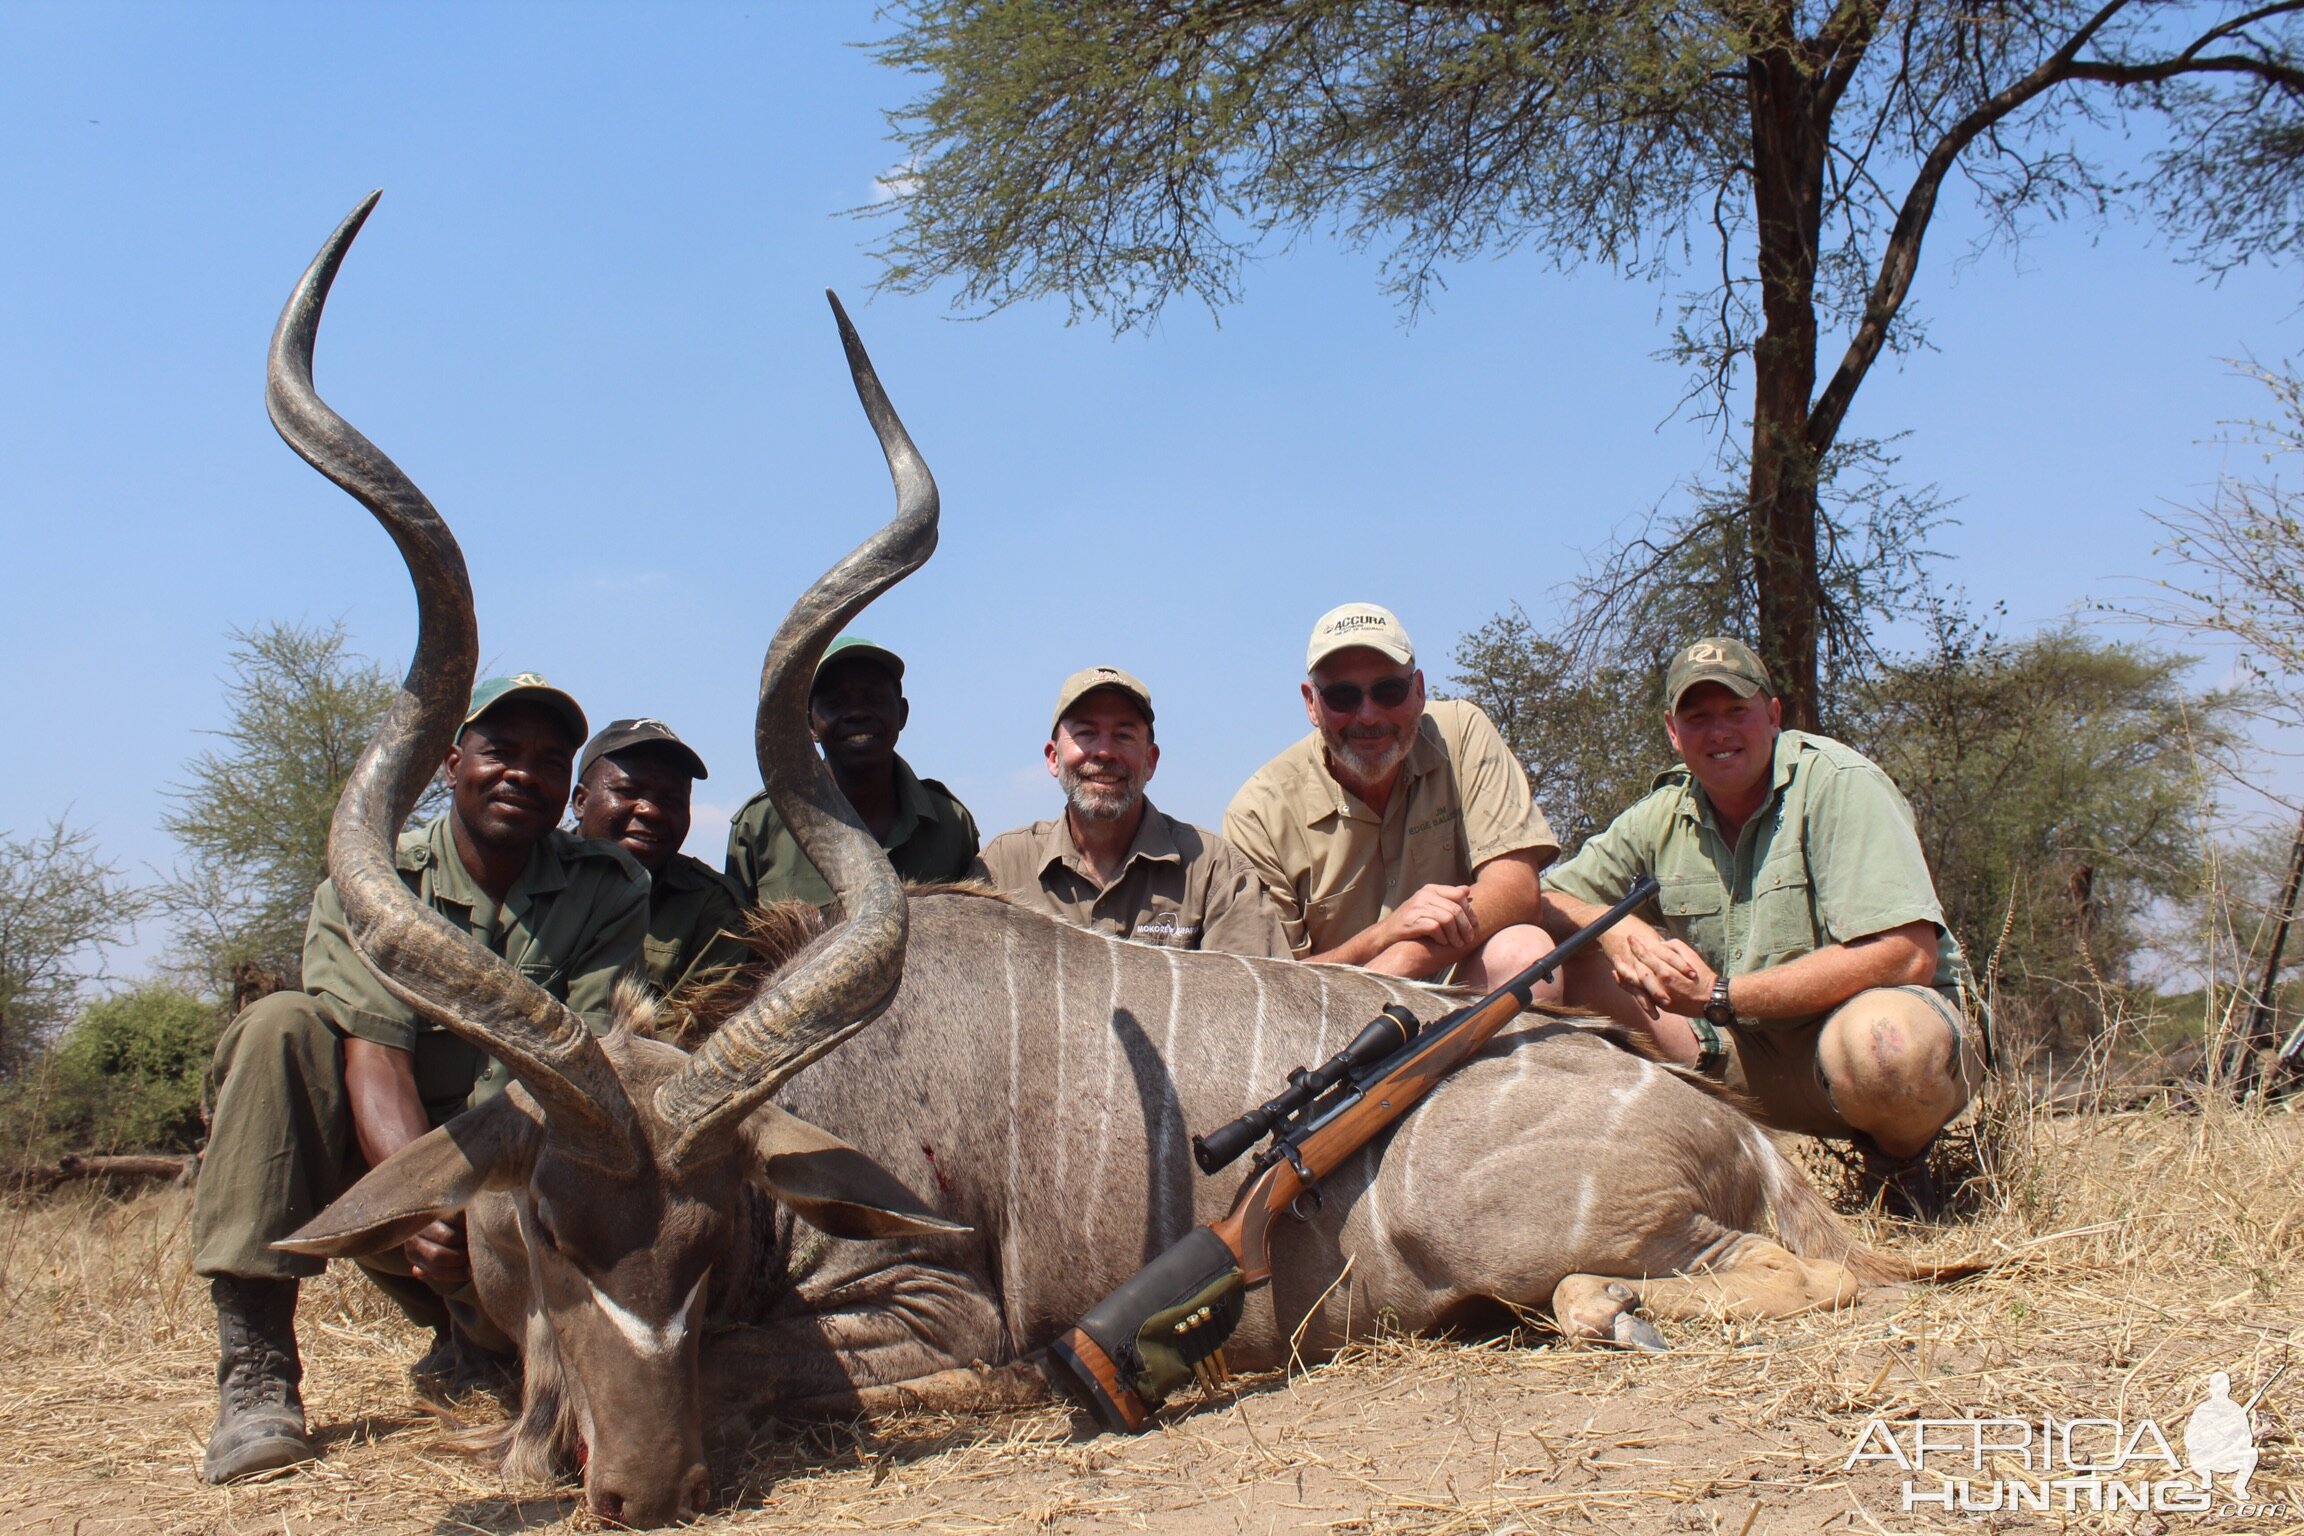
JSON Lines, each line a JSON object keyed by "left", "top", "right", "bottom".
{"left": 275, "top": 197, "right": 1956, "bottom": 1528}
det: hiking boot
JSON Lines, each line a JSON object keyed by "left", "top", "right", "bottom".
{"left": 1858, "top": 1140, "right": 1944, "bottom": 1221}
{"left": 203, "top": 1275, "right": 313, "bottom": 1483}
{"left": 409, "top": 1315, "right": 518, "bottom": 1400}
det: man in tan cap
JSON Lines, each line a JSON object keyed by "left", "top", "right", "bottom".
{"left": 1224, "top": 605, "right": 1561, "bottom": 987}
{"left": 1541, "top": 637, "right": 1987, "bottom": 1214}
{"left": 974, "top": 667, "right": 1289, "bottom": 957}
{"left": 191, "top": 674, "right": 648, "bottom": 1483}
{"left": 571, "top": 716, "right": 752, "bottom": 1002}
{"left": 725, "top": 635, "right": 979, "bottom": 908}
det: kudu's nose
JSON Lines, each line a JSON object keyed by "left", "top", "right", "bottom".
{"left": 587, "top": 1462, "right": 712, "bottom": 1528}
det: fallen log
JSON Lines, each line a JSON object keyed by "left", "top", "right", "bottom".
{"left": 3, "top": 1153, "right": 196, "bottom": 1194}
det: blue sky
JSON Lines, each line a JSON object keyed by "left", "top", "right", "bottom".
{"left": 5, "top": 3, "right": 2299, "bottom": 976}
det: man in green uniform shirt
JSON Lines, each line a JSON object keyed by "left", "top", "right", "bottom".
{"left": 570, "top": 715, "right": 752, "bottom": 1003}
{"left": 191, "top": 675, "right": 648, "bottom": 1484}
{"left": 974, "top": 666, "right": 1290, "bottom": 957}
{"left": 724, "top": 635, "right": 979, "bottom": 907}
{"left": 1541, "top": 638, "right": 1987, "bottom": 1210}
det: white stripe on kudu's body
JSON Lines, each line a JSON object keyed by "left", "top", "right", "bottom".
{"left": 764, "top": 892, "right": 1940, "bottom": 1409}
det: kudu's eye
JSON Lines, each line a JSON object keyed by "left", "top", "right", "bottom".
{"left": 531, "top": 1211, "right": 560, "bottom": 1252}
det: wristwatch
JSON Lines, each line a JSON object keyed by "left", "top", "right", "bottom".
{"left": 1689, "top": 977, "right": 1733, "bottom": 1070}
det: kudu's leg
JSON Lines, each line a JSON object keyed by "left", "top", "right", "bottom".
{"left": 701, "top": 1261, "right": 1023, "bottom": 1417}
{"left": 1552, "top": 1234, "right": 1874, "bottom": 1346}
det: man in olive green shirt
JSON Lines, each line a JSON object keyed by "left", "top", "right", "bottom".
{"left": 725, "top": 635, "right": 979, "bottom": 907}
{"left": 1542, "top": 638, "right": 1986, "bottom": 1192}
{"left": 974, "top": 666, "right": 1289, "bottom": 957}
{"left": 191, "top": 675, "right": 648, "bottom": 1485}
{"left": 1224, "top": 603, "right": 1561, "bottom": 988}
{"left": 571, "top": 716, "right": 752, "bottom": 1003}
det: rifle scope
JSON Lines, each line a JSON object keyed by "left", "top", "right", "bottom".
{"left": 1192, "top": 1004, "right": 1422, "bottom": 1175}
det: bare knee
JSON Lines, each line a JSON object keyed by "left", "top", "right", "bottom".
{"left": 1461, "top": 924, "right": 1559, "bottom": 998}
{"left": 1818, "top": 990, "right": 1968, "bottom": 1153}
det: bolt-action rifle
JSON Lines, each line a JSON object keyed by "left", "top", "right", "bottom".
{"left": 1048, "top": 875, "right": 1661, "bottom": 1431}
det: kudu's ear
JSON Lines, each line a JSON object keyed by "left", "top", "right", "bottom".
{"left": 742, "top": 1103, "right": 968, "bottom": 1241}
{"left": 274, "top": 1091, "right": 543, "bottom": 1257}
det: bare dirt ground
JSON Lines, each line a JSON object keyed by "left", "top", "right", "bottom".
{"left": 5, "top": 1094, "right": 2302, "bottom": 1535}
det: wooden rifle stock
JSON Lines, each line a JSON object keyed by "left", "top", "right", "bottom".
{"left": 1049, "top": 876, "right": 1659, "bottom": 1431}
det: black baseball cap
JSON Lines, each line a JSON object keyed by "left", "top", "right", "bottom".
{"left": 578, "top": 717, "right": 710, "bottom": 781}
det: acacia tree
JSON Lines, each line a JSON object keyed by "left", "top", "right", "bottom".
{"left": 0, "top": 820, "right": 145, "bottom": 1076}
{"left": 158, "top": 620, "right": 435, "bottom": 997}
{"left": 871, "top": 0, "right": 2304, "bottom": 726}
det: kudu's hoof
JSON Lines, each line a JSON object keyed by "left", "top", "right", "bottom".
{"left": 1609, "top": 1310, "right": 1669, "bottom": 1352}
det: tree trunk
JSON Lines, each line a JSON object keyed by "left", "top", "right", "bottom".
{"left": 1744, "top": 32, "right": 1829, "bottom": 730}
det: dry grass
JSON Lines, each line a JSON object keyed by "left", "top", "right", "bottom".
{"left": 7, "top": 1089, "right": 2304, "bottom": 1534}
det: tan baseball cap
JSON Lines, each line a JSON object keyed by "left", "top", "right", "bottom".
{"left": 1665, "top": 637, "right": 1773, "bottom": 710}
{"left": 1051, "top": 665, "right": 1154, "bottom": 734}
{"left": 1306, "top": 603, "right": 1414, "bottom": 671}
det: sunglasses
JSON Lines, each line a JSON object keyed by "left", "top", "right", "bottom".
{"left": 1316, "top": 676, "right": 1414, "bottom": 713}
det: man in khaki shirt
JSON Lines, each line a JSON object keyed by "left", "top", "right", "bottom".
{"left": 1542, "top": 638, "right": 1986, "bottom": 1211}
{"left": 571, "top": 716, "right": 752, "bottom": 1003}
{"left": 1224, "top": 604, "right": 1561, "bottom": 988}
{"left": 190, "top": 675, "right": 648, "bottom": 1485}
{"left": 974, "top": 667, "right": 1289, "bottom": 957}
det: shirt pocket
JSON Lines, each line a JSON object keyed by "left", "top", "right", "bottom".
{"left": 517, "top": 958, "right": 566, "bottom": 1000}
{"left": 1656, "top": 876, "right": 1728, "bottom": 968}
{"left": 1749, "top": 855, "right": 1818, "bottom": 965}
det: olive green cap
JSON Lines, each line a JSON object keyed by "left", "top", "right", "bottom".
{"left": 464, "top": 673, "right": 587, "bottom": 745}
{"left": 1665, "top": 638, "right": 1773, "bottom": 711}
{"left": 814, "top": 635, "right": 905, "bottom": 689}
{"left": 1051, "top": 665, "right": 1154, "bottom": 735}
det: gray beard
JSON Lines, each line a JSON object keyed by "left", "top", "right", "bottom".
{"left": 1061, "top": 764, "right": 1142, "bottom": 823}
{"left": 1326, "top": 729, "right": 1410, "bottom": 786}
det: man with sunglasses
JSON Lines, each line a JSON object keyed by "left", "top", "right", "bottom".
{"left": 1223, "top": 603, "right": 1562, "bottom": 988}
{"left": 1539, "top": 637, "right": 1986, "bottom": 1216}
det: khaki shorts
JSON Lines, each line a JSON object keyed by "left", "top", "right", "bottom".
{"left": 1711, "top": 984, "right": 1988, "bottom": 1140}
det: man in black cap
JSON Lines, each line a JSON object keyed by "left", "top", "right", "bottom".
{"left": 192, "top": 673, "right": 648, "bottom": 1483}
{"left": 724, "top": 635, "right": 979, "bottom": 908}
{"left": 571, "top": 717, "right": 752, "bottom": 1005}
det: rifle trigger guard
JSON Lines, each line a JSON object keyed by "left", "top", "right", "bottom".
{"left": 1288, "top": 1185, "right": 1323, "bottom": 1222}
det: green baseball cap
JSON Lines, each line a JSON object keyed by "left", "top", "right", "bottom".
{"left": 1664, "top": 638, "right": 1773, "bottom": 711}
{"left": 814, "top": 635, "right": 905, "bottom": 688}
{"left": 463, "top": 672, "right": 588, "bottom": 745}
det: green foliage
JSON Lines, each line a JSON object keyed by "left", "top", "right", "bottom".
{"left": 0, "top": 820, "right": 146, "bottom": 1077}
{"left": 2146, "top": 361, "right": 2304, "bottom": 720}
{"left": 157, "top": 620, "right": 436, "bottom": 997}
{"left": 48, "top": 986, "right": 218, "bottom": 1154}
{"left": 1843, "top": 609, "right": 2238, "bottom": 1054}
{"left": 871, "top": 0, "right": 2304, "bottom": 724}
{"left": 1447, "top": 607, "right": 1666, "bottom": 851}
{"left": 1561, "top": 439, "right": 1950, "bottom": 722}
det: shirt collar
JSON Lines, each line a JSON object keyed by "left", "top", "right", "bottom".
{"left": 1296, "top": 715, "right": 1444, "bottom": 828}
{"left": 1040, "top": 797, "right": 1180, "bottom": 882}
{"left": 401, "top": 814, "right": 567, "bottom": 907}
